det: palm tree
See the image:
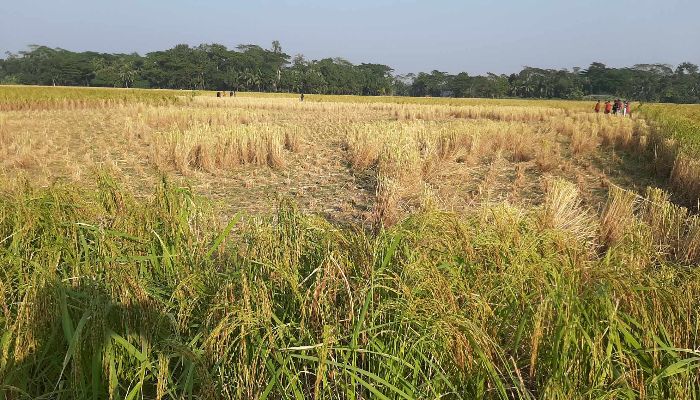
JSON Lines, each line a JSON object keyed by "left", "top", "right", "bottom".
{"left": 242, "top": 69, "right": 262, "bottom": 91}
{"left": 225, "top": 69, "right": 241, "bottom": 91}
{"left": 242, "top": 69, "right": 255, "bottom": 90}
{"left": 116, "top": 58, "right": 137, "bottom": 88}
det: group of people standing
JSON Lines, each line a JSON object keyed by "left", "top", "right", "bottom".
{"left": 595, "top": 99, "right": 631, "bottom": 116}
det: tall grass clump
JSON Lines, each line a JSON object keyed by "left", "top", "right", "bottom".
{"left": 1, "top": 176, "right": 699, "bottom": 399}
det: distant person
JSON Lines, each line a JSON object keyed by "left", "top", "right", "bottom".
{"left": 300, "top": 92, "right": 305, "bottom": 102}
{"left": 229, "top": 91, "right": 234, "bottom": 97}
{"left": 622, "top": 101, "right": 627, "bottom": 116}
{"left": 612, "top": 99, "right": 619, "bottom": 115}
{"left": 625, "top": 101, "right": 631, "bottom": 117}
{"left": 216, "top": 91, "right": 221, "bottom": 98}
{"left": 604, "top": 100, "right": 612, "bottom": 114}
{"left": 594, "top": 100, "right": 601, "bottom": 113}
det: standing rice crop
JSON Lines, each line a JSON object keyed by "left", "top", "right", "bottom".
{"left": 2, "top": 177, "right": 699, "bottom": 399}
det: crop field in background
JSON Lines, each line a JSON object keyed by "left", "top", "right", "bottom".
{"left": 0, "top": 86, "right": 670, "bottom": 225}
{"left": 1, "top": 85, "right": 700, "bottom": 399}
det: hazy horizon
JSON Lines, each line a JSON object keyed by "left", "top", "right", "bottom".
{"left": 2, "top": 0, "right": 699, "bottom": 75}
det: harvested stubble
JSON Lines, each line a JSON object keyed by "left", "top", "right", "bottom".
{"left": 0, "top": 177, "right": 698, "bottom": 399}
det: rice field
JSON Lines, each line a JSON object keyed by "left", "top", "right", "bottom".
{"left": 637, "top": 103, "right": 700, "bottom": 206}
{"left": 1, "top": 85, "right": 700, "bottom": 399}
{"left": 0, "top": 85, "right": 183, "bottom": 111}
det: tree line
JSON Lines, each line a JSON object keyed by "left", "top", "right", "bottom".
{"left": 1, "top": 42, "right": 699, "bottom": 103}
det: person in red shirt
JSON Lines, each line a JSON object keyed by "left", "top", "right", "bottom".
{"left": 604, "top": 101, "right": 612, "bottom": 114}
{"left": 594, "top": 100, "right": 601, "bottom": 113}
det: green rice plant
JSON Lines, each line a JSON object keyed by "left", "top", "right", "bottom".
{"left": 0, "top": 85, "right": 180, "bottom": 111}
{"left": 1, "top": 176, "right": 699, "bottom": 399}
{"left": 639, "top": 104, "right": 700, "bottom": 157}
{"left": 638, "top": 103, "right": 700, "bottom": 207}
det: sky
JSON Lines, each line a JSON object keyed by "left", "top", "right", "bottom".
{"left": 1, "top": 0, "right": 699, "bottom": 75}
